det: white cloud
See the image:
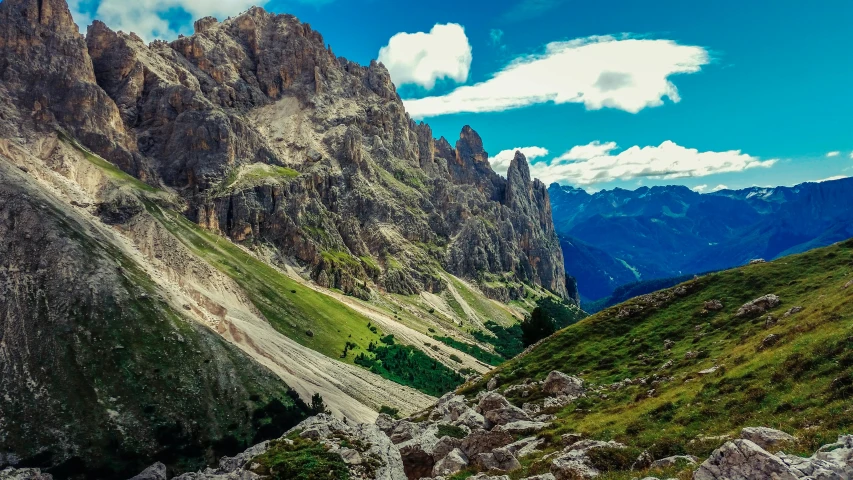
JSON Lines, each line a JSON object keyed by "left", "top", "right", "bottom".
{"left": 711, "top": 184, "right": 728, "bottom": 192}
{"left": 404, "top": 35, "right": 709, "bottom": 119}
{"left": 814, "top": 175, "right": 849, "bottom": 183}
{"left": 488, "top": 146, "right": 549, "bottom": 175}
{"left": 692, "top": 184, "right": 708, "bottom": 192}
{"left": 827, "top": 151, "right": 841, "bottom": 157}
{"left": 526, "top": 140, "right": 775, "bottom": 186}
{"left": 378, "top": 24, "right": 472, "bottom": 90}
{"left": 850, "top": 151, "right": 853, "bottom": 159}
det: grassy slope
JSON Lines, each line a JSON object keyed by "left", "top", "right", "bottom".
{"left": 462, "top": 239, "right": 853, "bottom": 479}
{"left": 146, "top": 204, "right": 385, "bottom": 364}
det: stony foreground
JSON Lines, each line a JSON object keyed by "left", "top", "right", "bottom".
{"left": 3, "top": 371, "right": 851, "bottom": 480}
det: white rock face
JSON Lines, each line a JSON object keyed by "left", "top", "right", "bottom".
{"left": 740, "top": 427, "right": 797, "bottom": 451}
{"left": 432, "top": 448, "right": 468, "bottom": 477}
{"left": 693, "top": 439, "right": 802, "bottom": 480}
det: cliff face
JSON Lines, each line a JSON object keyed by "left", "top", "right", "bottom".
{"left": 77, "top": 7, "right": 568, "bottom": 301}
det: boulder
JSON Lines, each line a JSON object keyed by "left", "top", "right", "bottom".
{"left": 0, "top": 468, "right": 53, "bottom": 480}
{"left": 454, "top": 408, "right": 488, "bottom": 430}
{"left": 704, "top": 300, "right": 724, "bottom": 311}
{"left": 484, "top": 405, "right": 531, "bottom": 426}
{"left": 430, "top": 393, "right": 471, "bottom": 422}
{"left": 506, "top": 436, "right": 545, "bottom": 458}
{"left": 487, "top": 375, "right": 500, "bottom": 391}
{"left": 543, "top": 371, "right": 585, "bottom": 397}
{"left": 632, "top": 450, "right": 653, "bottom": 470}
{"left": 649, "top": 455, "right": 698, "bottom": 470}
{"left": 693, "top": 439, "right": 798, "bottom": 480}
{"left": 129, "top": 463, "right": 167, "bottom": 480}
{"left": 474, "top": 447, "right": 521, "bottom": 472}
{"left": 736, "top": 294, "right": 781, "bottom": 318}
{"left": 521, "top": 475, "right": 556, "bottom": 480}
{"left": 432, "top": 448, "right": 468, "bottom": 477}
{"left": 783, "top": 306, "right": 804, "bottom": 317}
{"left": 497, "top": 420, "right": 550, "bottom": 435}
{"left": 758, "top": 334, "right": 780, "bottom": 351}
{"left": 478, "top": 392, "right": 512, "bottom": 413}
{"left": 461, "top": 428, "right": 515, "bottom": 457}
{"left": 740, "top": 427, "right": 796, "bottom": 451}
{"left": 550, "top": 457, "right": 599, "bottom": 480}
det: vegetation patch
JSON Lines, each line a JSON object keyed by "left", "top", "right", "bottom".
{"left": 251, "top": 436, "right": 349, "bottom": 480}
{"left": 355, "top": 335, "right": 464, "bottom": 396}
{"left": 433, "top": 336, "right": 505, "bottom": 366}
{"left": 472, "top": 321, "right": 524, "bottom": 359}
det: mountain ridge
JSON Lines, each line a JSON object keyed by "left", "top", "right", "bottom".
{"left": 550, "top": 177, "right": 853, "bottom": 300}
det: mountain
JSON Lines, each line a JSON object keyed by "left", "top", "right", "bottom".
{"left": 550, "top": 179, "right": 853, "bottom": 300}
{"left": 442, "top": 237, "right": 853, "bottom": 479}
{"left": 0, "top": 0, "right": 581, "bottom": 476}
{"left": 113, "top": 233, "right": 853, "bottom": 480}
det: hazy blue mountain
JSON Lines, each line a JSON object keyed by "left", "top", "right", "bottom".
{"left": 550, "top": 177, "right": 853, "bottom": 300}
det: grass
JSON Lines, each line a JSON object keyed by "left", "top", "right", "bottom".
{"left": 58, "top": 131, "right": 160, "bottom": 193}
{"left": 251, "top": 435, "right": 349, "bottom": 480}
{"left": 145, "top": 203, "right": 383, "bottom": 364}
{"left": 220, "top": 163, "right": 300, "bottom": 193}
{"left": 458, "top": 238, "right": 853, "bottom": 478}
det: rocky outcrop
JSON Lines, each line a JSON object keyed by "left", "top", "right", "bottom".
{"left": 74, "top": 5, "right": 569, "bottom": 300}
{"left": 736, "top": 294, "right": 781, "bottom": 317}
{"left": 740, "top": 427, "right": 796, "bottom": 451}
{"left": 694, "top": 435, "right": 853, "bottom": 480}
{"left": 0, "top": 0, "right": 148, "bottom": 179}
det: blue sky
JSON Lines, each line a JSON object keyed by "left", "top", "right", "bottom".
{"left": 65, "top": 0, "right": 853, "bottom": 192}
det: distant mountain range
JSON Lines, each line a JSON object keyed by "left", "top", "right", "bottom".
{"left": 549, "top": 177, "right": 853, "bottom": 301}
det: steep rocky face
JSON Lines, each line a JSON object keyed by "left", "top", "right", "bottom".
{"left": 0, "top": 0, "right": 147, "bottom": 180}
{"left": 80, "top": 7, "right": 568, "bottom": 301}
{"left": 0, "top": 162, "right": 311, "bottom": 478}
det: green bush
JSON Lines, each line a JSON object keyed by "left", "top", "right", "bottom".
{"left": 472, "top": 321, "right": 524, "bottom": 359}
{"left": 436, "top": 424, "right": 468, "bottom": 439}
{"left": 433, "top": 335, "right": 505, "bottom": 366}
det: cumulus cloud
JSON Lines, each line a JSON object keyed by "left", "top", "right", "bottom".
{"left": 404, "top": 35, "right": 709, "bottom": 119}
{"left": 68, "top": 0, "right": 329, "bottom": 40}
{"left": 527, "top": 140, "right": 775, "bottom": 186}
{"left": 488, "top": 146, "right": 549, "bottom": 175}
{"left": 692, "top": 184, "right": 708, "bottom": 192}
{"left": 827, "top": 151, "right": 841, "bottom": 157}
{"left": 711, "top": 184, "right": 729, "bottom": 192}
{"left": 378, "top": 24, "right": 472, "bottom": 90}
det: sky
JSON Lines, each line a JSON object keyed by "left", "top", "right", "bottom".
{"left": 61, "top": 0, "right": 853, "bottom": 192}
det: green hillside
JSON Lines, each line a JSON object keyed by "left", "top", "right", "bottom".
{"left": 461, "top": 238, "right": 853, "bottom": 479}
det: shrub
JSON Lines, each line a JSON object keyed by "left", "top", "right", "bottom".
{"left": 586, "top": 446, "right": 641, "bottom": 472}
{"left": 436, "top": 424, "right": 468, "bottom": 439}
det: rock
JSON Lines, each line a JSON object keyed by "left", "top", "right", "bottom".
{"left": 764, "top": 315, "right": 778, "bottom": 329}
{"left": 478, "top": 391, "right": 512, "bottom": 413}
{"left": 129, "top": 463, "right": 167, "bottom": 480}
{"left": 0, "top": 468, "right": 53, "bottom": 480}
{"left": 632, "top": 450, "right": 653, "bottom": 470}
{"left": 431, "top": 393, "right": 473, "bottom": 423}
{"left": 740, "top": 427, "right": 797, "bottom": 451}
{"left": 749, "top": 259, "right": 766, "bottom": 264}
{"left": 305, "top": 329, "right": 315, "bottom": 337}
{"left": 453, "top": 408, "right": 488, "bottom": 430}
{"left": 844, "top": 280, "right": 853, "bottom": 290}
{"left": 487, "top": 375, "right": 500, "bottom": 391}
{"left": 649, "top": 455, "right": 698, "bottom": 470}
{"left": 736, "top": 294, "right": 781, "bottom": 318}
{"left": 663, "top": 339, "right": 675, "bottom": 350}
{"left": 521, "top": 475, "right": 556, "bottom": 480}
{"left": 469, "top": 474, "right": 511, "bottom": 480}
{"left": 506, "top": 436, "right": 545, "bottom": 458}
{"left": 704, "top": 300, "right": 724, "bottom": 311}
{"left": 758, "top": 334, "right": 780, "bottom": 351}
{"left": 550, "top": 456, "right": 600, "bottom": 480}
{"left": 561, "top": 433, "right": 584, "bottom": 446}
{"left": 693, "top": 439, "right": 797, "bottom": 480}
{"left": 698, "top": 366, "right": 721, "bottom": 375}
{"left": 685, "top": 351, "right": 700, "bottom": 359}
{"left": 783, "top": 306, "right": 804, "bottom": 317}
{"left": 432, "top": 436, "right": 463, "bottom": 462}
{"left": 461, "top": 428, "right": 515, "bottom": 457}
{"left": 474, "top": 447, "right": 521, "bottom": 472}
{"left": 484, "top": 405, "right": 531, "bottom": 426}
{"left": 432, "top": 448, "right": 468, "bottom": 477}
{"left": 542, "top": 371, "right": 585, "bottom": 397}
{"left": 496, "top": 420, "right": 550, "bottom": 435}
